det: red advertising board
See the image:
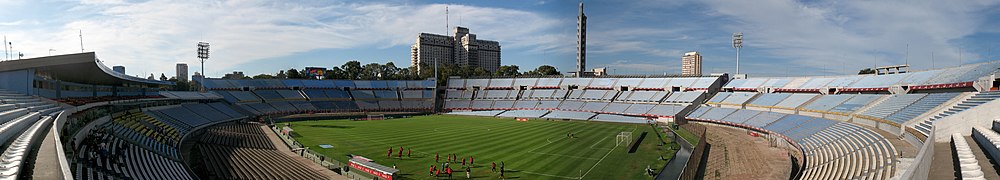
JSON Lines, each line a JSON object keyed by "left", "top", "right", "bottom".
{"left": 348, "top": 157, "right": 397, "bottom": 180}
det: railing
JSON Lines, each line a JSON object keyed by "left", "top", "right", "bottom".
{"left": 269, "top": 126, "right": 344, "bottom": 171}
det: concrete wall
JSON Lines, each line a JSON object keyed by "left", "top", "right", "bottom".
{"left": 933, "top": 98, "right": 1000, "bottom": 142}
{"left": 0, "top": 69, "right": 35, "bottom": 95}
{"left": 897, "top": 126, "right": 935, "bottom": 180}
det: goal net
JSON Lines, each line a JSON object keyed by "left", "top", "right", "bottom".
{"left": 616, "top": 132, "right": 633, "bottom": 147}
{"left": 364, "top": 114, "right": 385, "bottom": 120}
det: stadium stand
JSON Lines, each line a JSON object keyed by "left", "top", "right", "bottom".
{"left": 542, "top": 111, "right": 596, "bottom": 120}
{"left": 720, "top": 109, "right": 762, "bottom": 124}
{"left": 828, "top": 94, "right": 883, "bottom": 114}
{"left": 205, "top": 79, "right": 437, "bottom": 115}
{"left": 662, "top": 91, "right": 704, "bottom": 103}
{"left": 497, "top": 110, "right": 549, "bottom": 118}
{"left": 719, "top": 92, "right": 756, "bottom": 106}
{"left": 195, "top": 123, "right": 327, "bottom": 180}
{"left": 882, "top": 93, "right": 960, "bottom": 124}
{"left": 447, "top": 110, "right": 506, "bottom": 117}
{"left": 915, "top": 91, "right": 1000, "bottom": 135}
{"left": 773, "top": 94, "right": 817, "bottom": 110}
{"left": 857, "top": 94, "right": 927, "bottom": 121}
{"left": 705, "top": 92, "right": 731, "bottom": 104}
{"left": 746, "top": 93, "right": 790, "bottom": 107}
{"left": 799, "top": 94, "right": 854, "bottom": 112}
{"left": 686, "top": 106, "right": 898, "bottom": 179}
{"left": 159, "top": 91, "right": 223, "bottom": 100}
{"left": 591, "top": 114, "right": 650, "bottom": 124}
{"left": 698, "top": 107, "right": 737, "bottom": 121}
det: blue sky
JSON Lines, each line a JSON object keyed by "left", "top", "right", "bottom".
{"left": 1, "top": 0, "right": 998, "bottom": 78}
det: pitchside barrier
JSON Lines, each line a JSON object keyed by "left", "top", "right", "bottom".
{"left": 273, "top": 112, "right": 432, "bottom": 122}
{"left": 270, "top": 126, "right": 345, "bottom": 172}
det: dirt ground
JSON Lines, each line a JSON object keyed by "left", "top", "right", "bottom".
{"left": 702, "top": 125, "right": 792, "bottom": 180}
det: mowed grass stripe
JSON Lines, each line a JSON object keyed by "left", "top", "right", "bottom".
{"left": 369, "top": 118, "right": 566, "bottom": 159}
{"left": 372, "top": 117, "right": 579, "bottom": 178}
{"left": 518, "top": 123, "right": 628, "bottom": 177}
{"left": 351, "top": 117, "right": 533, "bottom": 149}
{"left": 400, "top": 119, "right": 566, "bottom": 154}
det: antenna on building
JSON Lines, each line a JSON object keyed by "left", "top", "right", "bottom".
{"left": 80, "top": 29, "right": 85, "bottom": 52}
{"left": 446, "top": 5, "right": 449, "bottom": 36}
{"left": 3, "top": 35, "right": 7, "bottom": 61}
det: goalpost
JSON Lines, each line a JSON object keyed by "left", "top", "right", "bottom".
{"left": 616, "top": 132, "right": 633, "bottom": 147}
{"left": 365, "top": 114, "right": 386, "bottom": 120}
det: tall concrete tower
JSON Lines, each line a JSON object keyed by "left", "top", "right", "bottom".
{"left": 576, "top": 0, "right": 587, "bottom": 77}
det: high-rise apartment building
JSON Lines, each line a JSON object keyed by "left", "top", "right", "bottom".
{"left": 176, "top": 63, "right": 189, "bottom": 81}
{"left": 411, "top": 27, "right": 501, "bottom": 73}
{"left": 682, "top": 52, "right": 702, "bottom": 76}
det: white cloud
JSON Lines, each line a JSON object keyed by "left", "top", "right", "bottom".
{"left": 5, "top": 0, "right": 563, "bottom": 77}
{"left": 699, "top": 0, "right": 1000, "bottom": 75}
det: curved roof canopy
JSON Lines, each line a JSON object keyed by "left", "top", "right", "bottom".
{"left": 0, "top": 52, "right": 173, "bottom": 86}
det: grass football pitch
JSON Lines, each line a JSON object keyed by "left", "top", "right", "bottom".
{"left": 286, "top": 115, "right": 675, "bottom": 180}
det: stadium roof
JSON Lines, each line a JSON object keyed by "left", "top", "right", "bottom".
{"left": 0, "top": 52, "right": 173, "bottom": 86}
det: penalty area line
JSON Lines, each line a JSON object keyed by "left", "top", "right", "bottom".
{"left": 519, "top": 170, "right": 581, "bottom": 179}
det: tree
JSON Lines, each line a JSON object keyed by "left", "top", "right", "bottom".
{"left": 361, "top": 63, "right": 382, "bottom": 80}
{"left": 286, "top": 68, "right": 303, "bottom": 79}
{"left": 381, "top": 62, "right": 401, "bottom": 80}
{"left": 341, "top": 61, "right": 363, "bottom": 80}
{"left": 525, "top": 65, "right": 560, "bottom": 75}
{"left": 275, "top": 70, "right": 287, "bottom": 79}
{"left": 396, "top": 68, "right": 414, "bottom": 80}
{"left": 858, "top": 68, "right": 876, "bottom": 75}
{"left": 495, "top": 65, "right": 521, "bottom": 76}
{"left": 173, "top": 80, "right": 191, "bottom": 91}
{"left": 252, "top": 74, "right": 276, "bottom": 79}
{"left": 325, "top": 67, "right": 347, "bottom": 79}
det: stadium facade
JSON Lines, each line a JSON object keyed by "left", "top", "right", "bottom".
{"left": 0, "top": 51, "right": 996, "bottom": 179}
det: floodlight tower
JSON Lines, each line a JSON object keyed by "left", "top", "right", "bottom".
{"left": 197, "top": 42, "right": 210, "bottom": 91}
{"left": 732, "top": 32, "right": 743, "bottom": 75}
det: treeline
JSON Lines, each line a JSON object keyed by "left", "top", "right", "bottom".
{"left": 242, "top": 61, "right": 562, "bottom": 85}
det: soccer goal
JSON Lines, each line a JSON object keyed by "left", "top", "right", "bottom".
{"left": 365, "top": 114, "right": 386, "bottom": 120}
{"left": 616, "top": 132, "right": 633, "bottom": 147}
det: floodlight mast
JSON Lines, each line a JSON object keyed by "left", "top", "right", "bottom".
{"left": 732, "top": 32, "right": 743, "bottom": 75}
{"left": 197, "top": 42, "right": 210, "bottom": 91}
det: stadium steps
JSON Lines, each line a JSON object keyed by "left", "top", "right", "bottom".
{"left": 103, "top": 123, "right": 181, "bottom": 161}
{"left": 792, "top": 95, "right": 823, "bottom": 112}
{"left": 962, "top": 128, "right": 1000, "bottom": 180}
{"left": 848, "top": 95, "right": 893, "bottom": 119}
{"left": 914, "top": 91, "right": 1000, "bottom": 136}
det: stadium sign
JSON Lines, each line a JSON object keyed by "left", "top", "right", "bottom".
{"left": 305, "top": 67, "right": 327, "bottom": 79}
{"left": 348, "top": 156, "right": 397, "bottom": 180}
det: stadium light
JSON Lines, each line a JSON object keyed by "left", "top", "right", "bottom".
{"left": 197, "top": 42, "right": 210, "bottom": 91}
{"left": 732, "top": 32, "right": 743, "bottom": 75}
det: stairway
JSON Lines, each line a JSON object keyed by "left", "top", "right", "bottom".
{"left": 913, "top": 91, "right": 1000, "bottom": 136}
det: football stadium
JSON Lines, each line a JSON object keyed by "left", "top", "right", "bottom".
{"left": 0, "top": 1, "right": 998, "bottom": 179}
{"left": 0, "top": 51, "right": 994, "bottom": 180}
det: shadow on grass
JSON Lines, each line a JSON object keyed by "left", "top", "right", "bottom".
{"left": 303, "top": 125, "right": 355, "bottom": 129}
